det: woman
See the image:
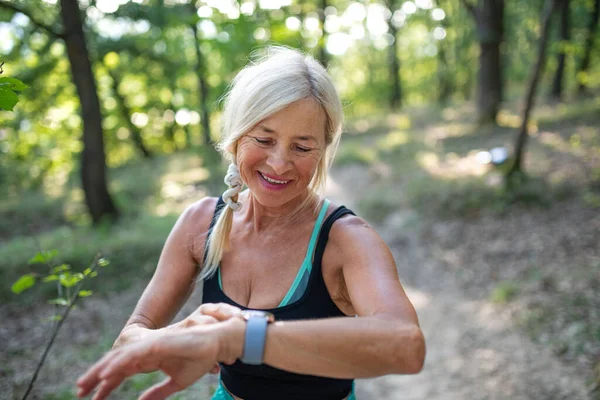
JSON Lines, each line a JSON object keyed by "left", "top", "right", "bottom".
{"left": 77, "top": 46, "right": 425, "bottom": 400}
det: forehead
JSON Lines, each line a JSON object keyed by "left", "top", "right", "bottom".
{"left": 258, "top": 98, "right": 326, "bottom": 142}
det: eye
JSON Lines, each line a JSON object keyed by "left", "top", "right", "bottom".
{"left": 295, "top": 145, "right": 312, "bottom": 153}
{"left": 253, "top": 137, "right": 272, "bottom": 145}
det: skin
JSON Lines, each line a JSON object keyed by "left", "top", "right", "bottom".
{"left": 77, "top": 98, "right": 425, "bottom": 400}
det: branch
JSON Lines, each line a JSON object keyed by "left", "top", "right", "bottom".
{"left": 459, "top": 0, "right": 477, "bottom": 18}
{"left": 0, "top": 0, "right": 65, "bottom": 39}
{"left": 21, "top": 254, "right": 102, "bottom": 400}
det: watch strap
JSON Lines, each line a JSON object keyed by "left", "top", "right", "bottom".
{"left": 241, "top": 316, "right": 269, "bottom": 365}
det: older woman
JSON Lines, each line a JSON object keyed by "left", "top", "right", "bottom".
{"left": 77, "top": 47, "right": 425, "bottom": 400}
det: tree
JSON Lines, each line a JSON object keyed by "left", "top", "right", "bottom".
{"left": 60, "top": 0, "right": 119, "bottom": 223}
{"left": 550, "top": 0, "right": 570, "bottom": 100}
{"left": 508, "top": 0, "right": 565, "bottom": 180}
{"left": 577, "top": 0, "right": 600, "bottom": 94}
{"left": 317, "top": 0, "right": 329, "bottom": 67}
{"left": 386, "top": 0, "right": 402, "bottom": 109}
{"left": 0, "top": 0, "right": 119, "bottom": 223}
{"left": 105, "top": 67, "right": 153, "bottom": 159}
{"left": 460, "top": 0, "right": 505, "bottom": 124}
{"left": 190, "top": 20, "right": 213, "bottom": 146}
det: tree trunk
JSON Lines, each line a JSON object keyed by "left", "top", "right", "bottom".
{"left": 107, "top": 69, "right": 152, "bottom": 159}
{"left": 508, "top": 0, "right": 564, "bottom": 179}
{"left": 190, "top": 22, "right": 212, "bottom": 146}
{"left": 60, "top": 0, "right": 119, "bottom": 223}
{"left": 436, "top": 0, "right": 452, "bottom": 104}
{"left": 386, "top": 0, "right": 402, "bottom": 109}
{"left": 475, "top": 0, "right": 504, "bottom": 125}
{"left": 550, "top": 0, "right": 570, "bottom": 100}
{"left": 318, "top": 0, "right": 329, "bottom": 67}
{"left": 460, "top": 0, "right": 504, "bottom": 123}
{"left": 577, "top": 0, "right": 600, "bottom": 94}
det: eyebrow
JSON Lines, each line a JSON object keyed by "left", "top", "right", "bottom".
{"left": 258, "top": 124, "right": 318, "bottom": 142}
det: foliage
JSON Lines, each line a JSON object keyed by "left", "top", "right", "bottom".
{"left": 0, "top": 63, "right": 28, "bottom": 111}
{"left": 11, "top": 250, "right": 108, "bottom": 400}
{"left": 11, "top": 249, "right": 108, "bottom": 316}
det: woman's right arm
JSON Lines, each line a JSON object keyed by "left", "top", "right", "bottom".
{"left": 113, "top": 196, "right": 218, "bottom": 348}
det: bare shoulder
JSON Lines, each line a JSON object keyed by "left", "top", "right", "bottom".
{"left": 177, "top": 196, "right": 219, "bottom": 261}
{"left": 181, "top": 196, "right": 219, "bottom": 231}
{"left": 325, "top": 203, "right": 388, "bottom": 259}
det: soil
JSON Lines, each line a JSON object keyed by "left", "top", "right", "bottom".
{"left": 0, "top": 163, "right": 596, "bottom": 399}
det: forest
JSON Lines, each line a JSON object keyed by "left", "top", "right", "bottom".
{"left": 1, "top": 0, "right": 599, "bottom": 399}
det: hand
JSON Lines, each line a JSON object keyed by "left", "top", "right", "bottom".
{"left": 77, "top": 323, "right": 230, "bottom": 400}
{"left": 170, "top": 303, "right": 243, "bottom": 329}
{"left": 112, "top": 325, "right": 158, "bottom": 350}
{"left": 165, "top": 303, "right": 243, "bottom": 375}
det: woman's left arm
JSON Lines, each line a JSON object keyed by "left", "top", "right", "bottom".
{"left": 223, "top": 216, "right": 425, "bottom": 378}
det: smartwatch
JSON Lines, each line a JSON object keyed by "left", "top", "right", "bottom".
{"left": 240, "top": 310, "right": 275, "bottom": 365}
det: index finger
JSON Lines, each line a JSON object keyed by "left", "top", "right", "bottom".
{"left": 76, "top": 349, "right": 121, "bottom": 398}
{"left": 197, "top": 303, "right": 242, "bottom": 321}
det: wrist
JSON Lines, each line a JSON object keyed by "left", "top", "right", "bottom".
{"left": 217, "top": 317, "right": 246, "bottom": 364}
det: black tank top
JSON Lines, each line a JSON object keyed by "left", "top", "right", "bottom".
{"left": 202, "top": 197, "right": 356, "bottom": 400}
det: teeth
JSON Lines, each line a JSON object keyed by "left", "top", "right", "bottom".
{"left": 260, "top": 172, "right": 289, "bottom": 184}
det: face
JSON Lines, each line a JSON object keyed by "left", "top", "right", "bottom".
{"left": 236, "top": 98, "right": 327, "bottom": 209}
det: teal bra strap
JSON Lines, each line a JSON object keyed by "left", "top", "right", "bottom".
{"left": 277, "top": 199, "right": 330, "bottom": 307}
{"left": 218, "top": 199, "right": 331, "bottom": 303}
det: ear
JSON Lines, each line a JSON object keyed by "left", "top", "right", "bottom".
{"left": 225, "top": 139, "right": 239, "bottom": 157}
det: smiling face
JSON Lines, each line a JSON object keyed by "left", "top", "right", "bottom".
{"left": 236, "top": 98, "right": 327, "bottom": 209}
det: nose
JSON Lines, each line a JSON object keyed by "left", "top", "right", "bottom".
{"left": 266, "top": 146, "right": 292, "bottom": 176}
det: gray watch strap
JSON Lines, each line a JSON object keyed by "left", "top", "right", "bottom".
{"left": 241, "top": 316, "right": 269, "bottom": 365}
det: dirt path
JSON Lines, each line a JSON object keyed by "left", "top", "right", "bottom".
{"left": 1, "top": 164, "right": 593, "bottom": 399}
{"left": 327, "top": 166, "right": 590, "bottom": 400}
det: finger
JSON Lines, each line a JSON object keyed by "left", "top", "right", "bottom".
{"left": 138, "top": 377, "right": 182, "bottom": 400}
{"left": 210, "top": 364, "right": 220, "bottom": 374}
{"left": 182, "top": 314, "right": 218, "bottom": 328}
{"left": 100, "top": 346, "right": 159, "bottom": 380}
{"left": 90, "top": 376, "right": 125, "bottom": 400}
{"left": 77, "top": 351, "right": 120, "bottom": 397}
{"left": 198, "top": 303, "right": 242, "bottom": 321}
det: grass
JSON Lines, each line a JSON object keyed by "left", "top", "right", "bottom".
{"left": 0, "top": 149, "right": 224, "bottom": 305}
{"left": 490, "top": 281, "right": 520, "bottom": 304}
{"left": 337, "top": 99, "right": 599, "bottom": 220}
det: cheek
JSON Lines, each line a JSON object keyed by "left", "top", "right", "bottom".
{"left": 236, "top": 142, "right": 261, "bottom": 181}
{"left": 298, "top": 153, "right": 323, "bottom": 180}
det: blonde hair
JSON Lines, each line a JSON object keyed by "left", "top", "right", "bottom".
{"left": 200, "top": 46, "right": 344, "bottom": 280}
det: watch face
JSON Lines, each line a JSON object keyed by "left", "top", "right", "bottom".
{"left": 242, "top": 310, "right": 275, "bottom": 322}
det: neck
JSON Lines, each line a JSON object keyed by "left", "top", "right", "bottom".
{"left": 240, "top": 190, "right": 318, "bottom": 232}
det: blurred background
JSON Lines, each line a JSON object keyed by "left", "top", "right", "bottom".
{"left": 0, "top": 0, "right": 599, "bottom": 399}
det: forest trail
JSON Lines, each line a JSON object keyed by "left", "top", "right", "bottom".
{"left": 325, "top": 166, "right": 591, "bottom": 400}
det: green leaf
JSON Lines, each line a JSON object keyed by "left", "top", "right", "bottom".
{"left": 98, "top": 258, "right": 110, "bottom": 267}
{"left": 0, "top": 77, "right": 28, "bottom": 91}
{"left": 59, "top": 274, "right": 78, "bottom": 288}
{"left": 29, "top": 250, "right": 59, "bottom": 265}
{"left": 48, "top": 298, "right": 69, "bottom": 306}
{"left": 52, "top": 264, "right": 71, "bottom": 273}
{"left": 0, "top": 87, "right": 18, "bottom": 111}
{"left": 12, "top": 274, "right": 36, "bottom": 294}
{"left": 45, "top": 315, "right": 63, "bottom": 322}
{"left": 43, "top": 275, "right": 59, "bottom": 282}
{"left": 78, "top": 290, "right": 93, "bottom": 297}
